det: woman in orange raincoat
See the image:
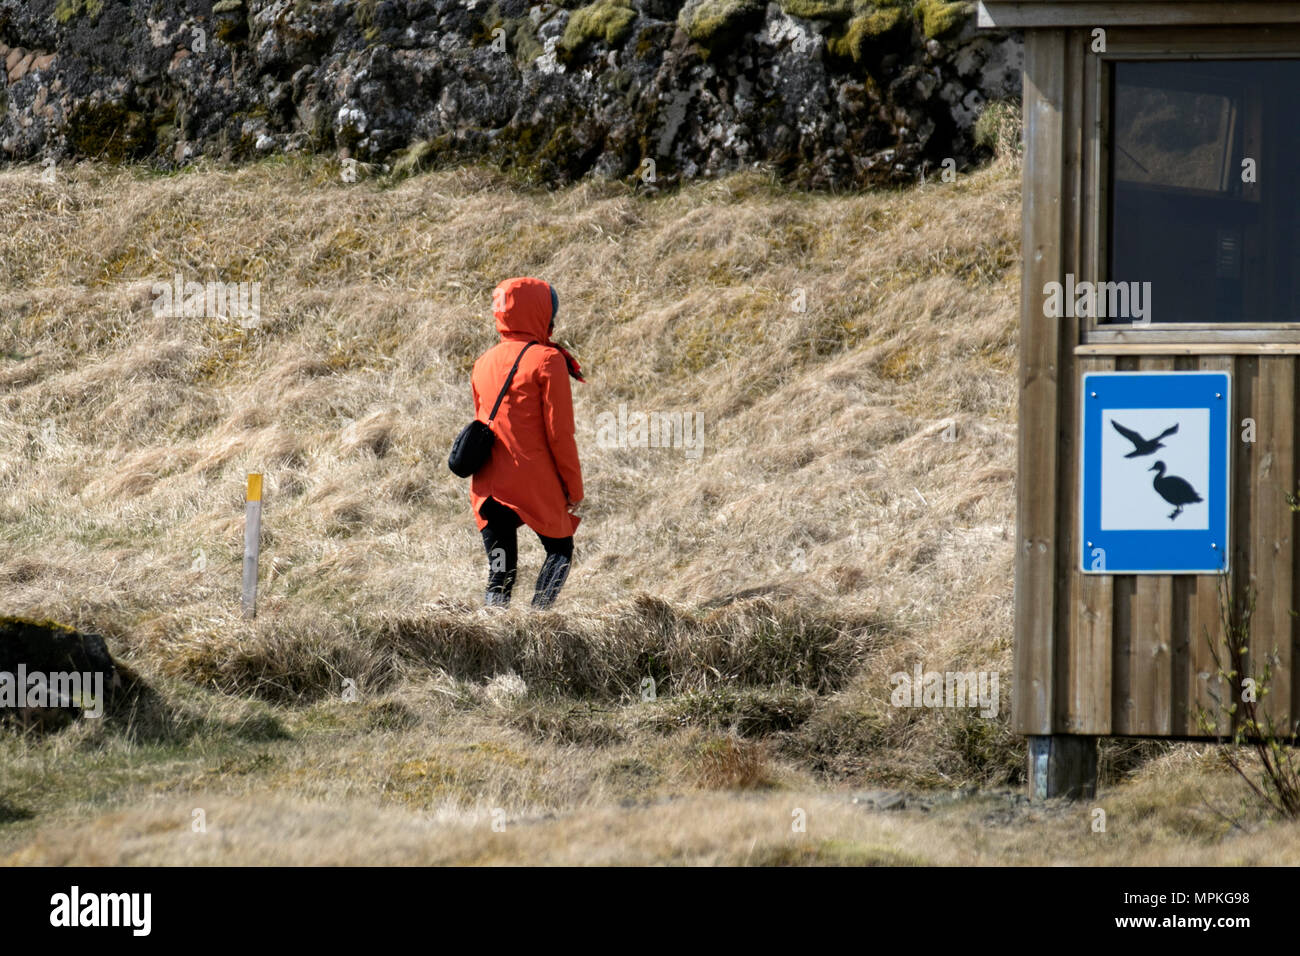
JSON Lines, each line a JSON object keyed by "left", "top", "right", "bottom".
{"left": 470, "top": 277, "right": 584, "bottom": 607}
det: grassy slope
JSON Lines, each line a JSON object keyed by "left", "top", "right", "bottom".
{"left": 0, "top": 153, "right": 1287, "bottom": 864}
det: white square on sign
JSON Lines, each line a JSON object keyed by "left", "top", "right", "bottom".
{"left": 1100, "top": 407, "right": 1209, "bottom": 530}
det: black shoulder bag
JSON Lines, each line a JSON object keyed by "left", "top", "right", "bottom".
{"left": 448, "top": 342, "right": 536, "bottom": 478}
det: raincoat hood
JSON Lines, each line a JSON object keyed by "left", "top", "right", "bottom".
{"left": 493, "top": 276, "right": 554, "bottom": 343}
{"left": 491, "top": 276, "right": 584, "bottom": 382}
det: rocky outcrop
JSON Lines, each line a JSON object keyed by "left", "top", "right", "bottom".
{"left": 0, "top": 0, "right": 1021, "bottom": 187}
{"left": 0, "top": 616, "right": 120, "bottom": 731}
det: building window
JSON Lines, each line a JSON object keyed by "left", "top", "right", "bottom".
{"left": 1108, "top": 60, "right": 1300, "bottom": 325}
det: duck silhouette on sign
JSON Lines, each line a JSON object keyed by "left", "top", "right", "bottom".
{"left": 1111, "top": 419, "right": 1179, "bottom": 458}
{"left": 1148, "top": 460, "right": 1202, "bottom": 521}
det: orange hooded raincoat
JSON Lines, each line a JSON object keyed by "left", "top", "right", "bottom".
{"left": 469, "top": 277, "right": 583, "bottom": 539}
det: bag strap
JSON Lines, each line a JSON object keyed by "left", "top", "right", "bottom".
{"left": 486, "top": 342, "right": 536, "bottom": 423}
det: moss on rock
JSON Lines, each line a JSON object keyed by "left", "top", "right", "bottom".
{"left": 491, "top": 115, "right": 605, "bottom": 184}
{"left": 214, "top": 0, "right": 250, "bottom": 45}
{"left": 778, "top": 0, "right": 854, "bottom": 21}
{"left": 506, "top": 16, "right": 545, "bottom": 62}
{"left": 634, "top": 22, "right": 673, "bottom": 58}
{"left": 66, "top": 101, "right": 152, "bottom": 162}
{"left": 469, "top": 2, "right": 503, "bottom": 47}
{"left": 677, "top": 0, "right": 764, "bottom": 48}
{"left": 561, "top": 0, "right": 637, "bottom": 52}
{"left": 53, "top": 0, "right": 103, "bottom": 25}
{"left": 913, "top": 0, "right": 971, "bottom": 39}
{"left": 827, "top": 1, "right": 908, "bottom": 62}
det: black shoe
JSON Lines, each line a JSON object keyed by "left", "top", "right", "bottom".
{"left": 531, "top": 554, "right": 570, "bottom": 609}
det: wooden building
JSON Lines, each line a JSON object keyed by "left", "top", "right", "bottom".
{"left": 978, "top": 1, "right": 1300, "bottom": 796}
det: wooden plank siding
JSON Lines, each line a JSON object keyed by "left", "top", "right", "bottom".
{"left": 1052, "top": 28, "right": 1089, "bottom": 735}
{"left": 1129, "top": 356, "right": 1176, "bottom": 736}
{"left": 1064, "top": 357, "right": 1113, "bottom": 734}
{"left": 1249, "top": 357, "right": 1295, "bottom": 735}
{"left": 1043, "top": 354, "right": 1300, "bottom": 738}
{"left": 1232, "top": 358, "right": 1258, "bottom": 736}
{"left": 1189, "top": 356, "right": 1234, "bottom": 737}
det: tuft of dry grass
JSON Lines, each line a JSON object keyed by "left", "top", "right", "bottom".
{"left": 690, "top": 734, "right": 775, "bottom": 790}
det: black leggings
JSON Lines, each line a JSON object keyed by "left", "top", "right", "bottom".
{"left": 479, "top": 497, "right": 574, "bottom": 608}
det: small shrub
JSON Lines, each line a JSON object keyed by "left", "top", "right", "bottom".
{"left": 510, "top": 700, "right": 626, "bottom": 746}
{"left": 974, "top": 100, "right": 1022, "bottom": 163}
{"left": 643, "top": 686, "right": 817, "bottom": 737}
{"left": 1198, "top": 562, "right": 1300, "bottom": 819}
{"left": 691, "top": 734, "right": 773, "bottom": 789}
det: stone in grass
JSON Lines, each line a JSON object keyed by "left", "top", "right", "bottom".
{"left": 0, "top": 616, "right": 120, "bottom": 732}
{"left": 851, "top": 789, "right": 908, "bottom": 810}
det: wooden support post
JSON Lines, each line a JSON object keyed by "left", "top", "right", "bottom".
{"left": 1027, "top": 735, "right": 1098, "bottom": 800}
{"left": 242, "top": 473, "right": 263, "bottom": 620}
{"left": 1012, "top": 29, "right": 1068, "bottom": 737}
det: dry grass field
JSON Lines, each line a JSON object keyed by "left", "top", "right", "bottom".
{"left": 1, "top": 134, "right": 1296, "bottom": 864}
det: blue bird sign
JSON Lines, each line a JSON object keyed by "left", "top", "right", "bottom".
{"left": 1080, "top": 371, "right": 1231, "bottom": 574}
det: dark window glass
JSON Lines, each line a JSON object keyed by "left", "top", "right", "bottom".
{"left": 1109, "top": 60, "right": 1300, "bottom": 324}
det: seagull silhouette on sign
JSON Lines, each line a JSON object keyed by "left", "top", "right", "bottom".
{"left": 1111, "top": 419, "right": 1179, "bottom": 458}
{"left": 1149, "top": 460, "right": 1202, "bottom": 521}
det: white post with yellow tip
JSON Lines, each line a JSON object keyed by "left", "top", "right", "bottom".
{"left": 242, "top": 473, "right": 263, "bottom": 619}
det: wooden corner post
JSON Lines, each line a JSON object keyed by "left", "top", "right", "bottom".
{"left": 1028, "top": 735, "right": 1098, "bottom": 800}
{"left": 1016, "top": 28, "right": 1099, "bottom": 799}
